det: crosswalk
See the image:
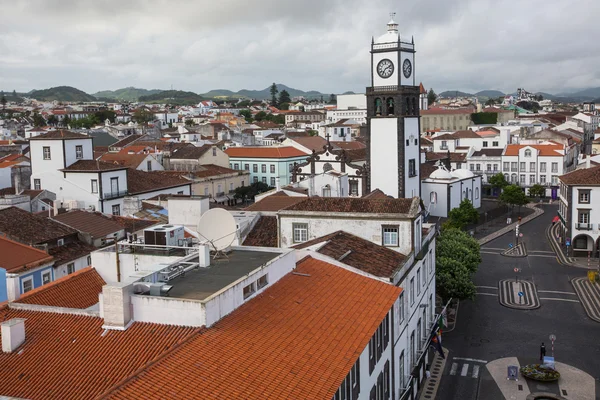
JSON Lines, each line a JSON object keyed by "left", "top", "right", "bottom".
{"left": 448, "top": 358, "right": 486, "bottom": 379}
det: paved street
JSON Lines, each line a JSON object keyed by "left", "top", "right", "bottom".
{"left": 437, "top": 203, "right": 600, "bottom": 400}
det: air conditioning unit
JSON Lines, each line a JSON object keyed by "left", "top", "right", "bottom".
{"left": 143, "top": 224, "right": 185, "bottom": 248}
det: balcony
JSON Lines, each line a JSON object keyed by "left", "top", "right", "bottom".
{"left": 367, "top": 85, "right": 398, "bottom": 93}
{"left": 576, "top": 223, "right": 593, "bottom": 231}
{"left": 440, "top": 145, "right": 448, "bottom": 150}
{"left": 103, "top": 190, "right": 128, "bottom": 200}
{"left": 215, "top": 192, "right": 225, "bottom": 197}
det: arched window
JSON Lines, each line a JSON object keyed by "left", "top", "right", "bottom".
{"left": 387, "top": 98, "right": 395, "bottom": 115}
{"left": 375, "top": 98, "right": 382, "bottom": 116}
{"left": 524, "top": 149, "right": 532, "bottom": 157}
{"left": 430, "top": 191, "right": 437, "bottom": 204}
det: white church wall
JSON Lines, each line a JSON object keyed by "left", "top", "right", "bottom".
{"left": 371, "top": 118, "right": 399, "bottom": 196}
{"left": 404, "top": 118, "right": 421, "bottom": 198}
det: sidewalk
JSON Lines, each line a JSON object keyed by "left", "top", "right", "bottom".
{"left": 547, "top": 223, "right": 599, "bottom": 269}
{"left": 478, "top": 203, "right": 544, "bottom": 246}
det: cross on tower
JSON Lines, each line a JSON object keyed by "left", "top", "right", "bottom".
{"left": 325, "top": 131, "right": 331, "bottom": 143}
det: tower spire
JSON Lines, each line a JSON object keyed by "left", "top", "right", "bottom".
{"left": 387, "top": 12, "right": 398, "bottom": 33}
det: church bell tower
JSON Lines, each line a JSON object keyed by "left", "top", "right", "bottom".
{"left": 366, "top": 14, "right": 421, "bottom": 199}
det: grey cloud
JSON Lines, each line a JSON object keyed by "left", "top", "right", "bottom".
{"left": 0, "top": 0, "right": 599, "bottom": 95}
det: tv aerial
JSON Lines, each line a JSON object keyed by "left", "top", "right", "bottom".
{"left": 197, "top": 208, "right": 238, "bottom": 260}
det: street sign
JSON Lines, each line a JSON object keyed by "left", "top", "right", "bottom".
{"left": 514, "top": 268, "right": 519, "bottom": 272}
{"left": 566, "top": 240, "right": 571, "bottom": 246}
{"left": 519, "top": 233, "right": 523, "bottom": 238}
{"left": 508, "top": 243, "right": 513, "bottom": 248}
{"left": 518, "top": 292, "right": 524, "bottom": 297}
{"left": 549, "top": 334, "right": 556, "bottom": 342}
{"left": 543, "top": 356, "right": 555, "bottom": 370}
{"left": 507, "top": 365, "right": 519, "bottom": 381}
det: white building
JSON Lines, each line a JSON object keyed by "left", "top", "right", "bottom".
{"left": 558, "top": 163, "right": 600, "bottom": 257}
{"left": 326, "top": 94, "right": 368, "bottom": 125}
{"left": 421, "top": 163, "right": 482, "bottom": 218}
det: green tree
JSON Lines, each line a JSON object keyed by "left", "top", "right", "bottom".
{"left": 233, "top": 181, "right": 271, "bottom": 202}
{"left": 12, "top": 90, "right": 16, "bottom": 99}
{"left": 307, "top": 129, "right": 318, "bottom": 136}
{"left": 185, "top": 119, "right": 194, "bottom": 127}
{"left": 278, "top": 102, "right": 290, "bottom": 110}
{"left": 427, "top": 88, "right": 436, "bottom": 106}
{"left": 328, "top": 94, "right": 336, "bottom": 104}
{"left": 254, "top": 111, "right": 267, "bottom": 121}
{"left": 94, "top": 110, "right": 116, "bottom": 123}
{"left": 47, "top": 114, "right": 58, "bottom": 125}
{"left": 237, "top": 100, "right": 250, "bottom": 108}
{"left": 61, "top": 115, "right": 71, "bottom": 127}
{"left": 270, "top": 83, "right": 278, "bottom": 105}
{"left": 528, "top": 184, "right": 545, "bottom": 198}
{"left": 435, "top": 228, "right": 481, "bottom": 302}
{"left": 500, "top": 184, "right": 528, "bottom": 211}
{"left": 445, "top": 199, "right": 479, "bottom": 230}
{"left": 485, "top": 98, "right": 496, "bottom": 106}
{"left": 32, "top": 112, "right": 46, "bottom": 127}
{"left": 239, "top": 109, "right": 253, "bottom": 123}
{"left": 488, "top": 172, "right": 508, "bottom": 190}
{"left": 132, "top": 108, "right": 155, "bottom": 130}
{"left": 0, "top": 91, "right": 6, "bottom": 111}
{"left": 278, "top": 90, "right": 291, "bottom": 105}
{"left": 265, "top": 113, "right": 285, "bottom": 124}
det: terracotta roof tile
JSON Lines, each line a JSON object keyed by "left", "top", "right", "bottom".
{"left": 294, "top": 231, "right": 406, "bottom": 277}
{"left": 452, "top": 130, "right": 480, "bottom": 139}
{"left": 0, "top": 207, "right": 76, "bottom": 244}
{"left": 283, "top": 197, "right": 416, "bottom": 214}
{"left": 242, "top": 216, "right": 278, "bottom": 247}
{"left": 0, "top": 309, "right": 196, "bottom": 400}
{"left": 103, "top": 257, "right": 402, "bottom": 400}
{"left": 503, "top": 144, "right": 563, "bottom": 157}
{"left": 108, "top": 134, "right": 144, "bottom": 149}
{"left": 0, "top": 236, "right": 54, "bottom": 273}
{"left": 62, "top": 160, "right": 128, "bottom": 172}
{"left": 48, "top": 240, "right": 96, "bottom": 265}
{"left": 421, "top": 107, "right": 475, "bottom": 115}
{"left": 333, "top": 141, "right": 367, "bottom": 150}
{"left": 225, "top": 146, "right": 308, "bottom": 159}
{"left": 52, "top": 210, "right": 124, "bottom": 239}
{"left": 110, "top": 216, "right": 159, "bottom": 233}
{"left": 362, "top": 189, "right": 391, "bottom": 199}
{"left": 244, "top": 195, "right": 306, "bottom": 212}
{"left": 559, "top": 164, "right": 600, "bottom": 185}
{"left": 188, "top": 164, "right": 239, "bottom": 178}
{"left": 287, "top": 136, "right": 327, "bottom": 152}
{"left": 170, "top": 144, "right": 213, "bottom": 159}
{"left": 29, "top": 130, "right": 90, "bottom": 140}
{"left": 127, "top": 169, "right": 191, "bottom": 195}
{"left": 16, "top": 267, "right": 105, "bottom": 308}
{"left": 98, "top": 152, "right": 150, "bottom": 168}
{"left": 472, "top": 149, "right": 503, "bottom": 157}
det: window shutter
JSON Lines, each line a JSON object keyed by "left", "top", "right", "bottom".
{"left": 377, "top": 325, "right": 383, "bottom": 362}
{"left": 370, "top": 386, "right": 376, "bottom": 400}
{"left": 384, "top": 361, "right": 390, "bottom": 399}
{"left": 352, "top": 359, "right": 360, "bottom": 400}
{"left": 383, "top": 315, "right": 389, "bottom": 350}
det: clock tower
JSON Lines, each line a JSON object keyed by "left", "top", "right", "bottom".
{"left": 366, "top": 15, "right": 420, "bottom": 199}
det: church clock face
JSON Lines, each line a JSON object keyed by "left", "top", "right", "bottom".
{"left": 403, "top": 59, "right": 412, "bottom": 78}
{"left": 377, "top": 59, "right": 394, "bottom": 78}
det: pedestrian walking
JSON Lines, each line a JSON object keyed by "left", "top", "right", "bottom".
{"left": 540, "top": 342, "right": 546, "bottom": 361}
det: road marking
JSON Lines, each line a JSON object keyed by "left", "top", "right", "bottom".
{"left": 476, "top": 286, "right": 498, "bottom": 290}
{"left": 481, "top": 251, "right": 501, "bottom": 255}
{"left": 450, "top": 362, "right": 458, "bottom": 376}
{"left": 538, "top": 290, "right": 577, "bottom": 295}
{"left": 529, "top": 250, "right": 555, "bottom": 254}
{"left": 481, "top": 247, "right": 504, "bottom": 251}
{"left": 528, "top": 254, "right": 557, "bottom": 258}
{"left": 453, "top": 357, "right": 488, "bottom": 363}
{"left": 472, "top": 365, "right": 480, "bottom": 379}
{"left": 539, "top": 297, "right": 580, "bottom": 303}
{"left": 461, "top": 364, "right": 469, "bottom": 376}
{"left": 477, "top": 293, "right": 498, "bottom": 296}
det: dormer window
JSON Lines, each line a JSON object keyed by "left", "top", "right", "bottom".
{"left": 75, "top": 145, "right": 83, "bottom": 159}
{"left": 524, "top": 149, "right": 532, "bottom": 157}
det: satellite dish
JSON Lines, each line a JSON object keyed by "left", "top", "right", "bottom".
{"left": 197, "top": 208, "right": 238, "bottom": 256}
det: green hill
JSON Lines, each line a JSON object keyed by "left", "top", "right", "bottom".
{"left": 28, "top": 86, "right": 97, "bottom": 102}
{"left": 475, "top": 90, "right": 504, "bottom": 97}
{"left": 138, "top": 90, "right": 203, "bottom": 105}
{"left": 439, "top": 90, "right": 473, "bottom": 98}
{"left": 202, "top": 84, "right": 326, "bottom": 100}
{"left": 93, "top": 87, "right": 163, "bottom": 101}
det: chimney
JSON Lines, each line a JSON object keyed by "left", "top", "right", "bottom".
{"left": 586, "top": 156, "right": 591, "bottom": 169}
{"left": 1, "top": 318, "right": 26, "bottom": 353}
{"left": 275, "top": 176, "right": 281, "bottom": 192}
{"left": 13, "top": 174, "right": 21, "bottom": 195}
{"left": 198, "top": 243, "right": 211, "bottom": 268}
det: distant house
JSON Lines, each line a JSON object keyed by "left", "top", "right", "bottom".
{"left": 167, "top": 144, "right": 229, "bottom": 170}
{"left": 99, "top": 152, "right": 163, "bottom": 171}
{"left": 52, "top": 209, "right": 126, "bottom": 247}
{"left": 0, "top": 235, "right": 55, "bottom": 301}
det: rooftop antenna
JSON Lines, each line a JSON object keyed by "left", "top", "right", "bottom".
{"left": 196, "top": 208, "right": 238, "bottom": 260}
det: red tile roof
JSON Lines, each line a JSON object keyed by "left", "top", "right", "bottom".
{"left": 333, "top": 141, "right": 367, "bottom": 150}
{"left": 127, "top": 169, "right": 191, "bottom": 195}
{"left": 242, "top": 216, "right": 278, "bottom": 247}
{"left": 0, "top": 236, "right": 54, "bottom": 273}
{"left": 0, "top": 308, "right": 197, "bottom": 400}
{"left": 294, "top": 231, "right": 406, "bottom": 277}
{"left": 244, "top": 195, "right": 306, "bottom": 212}
{"left": 0, "top": 207, "right": 76, "bottom": 244}
{"left": 225, "top": 146, "right": 308, "bottom": 159}
{"left": 362, "top": 189, "right": 391, "bottom": 199}
{"left": 98, "top": 152, "right": 150, "bottom": 168}
{"left": 48, "top": 240, "right": 96, "bottom": 266}
{"left": 62, "top": 160, "right": 128, "bottom": 172}
{"left": 52, "top": 210, "right": 124, "bottom": 239}
{"left": 29, "top": 130, "right": 90, "bottom": 140}
{"left": 287, "top": 136, "right": 327, "bottom": 152}
{"left": 188, "top": 164, "right": 239, "bottom": 178}
{"left": 283, "top": 197, "right": 417, "bottom": 214}
{"left": 103, "top": 257, "right": 402, "bottom": 400}
{"left": 503, "top": 144, "right": 563, "bottom": 157}
{"left": 16, "top": 267, "right": 105, "bottom": 309}
{"left": 559, "top": 164, "right": 600, "bottom": 185}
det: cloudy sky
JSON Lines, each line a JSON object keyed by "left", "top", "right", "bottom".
{"left": 1, "top": 0, "right": 599, "bottom": 95}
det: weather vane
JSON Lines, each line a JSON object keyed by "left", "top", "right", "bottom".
{"left": 390, "top": 12, "right": 396, "bottom": 20}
